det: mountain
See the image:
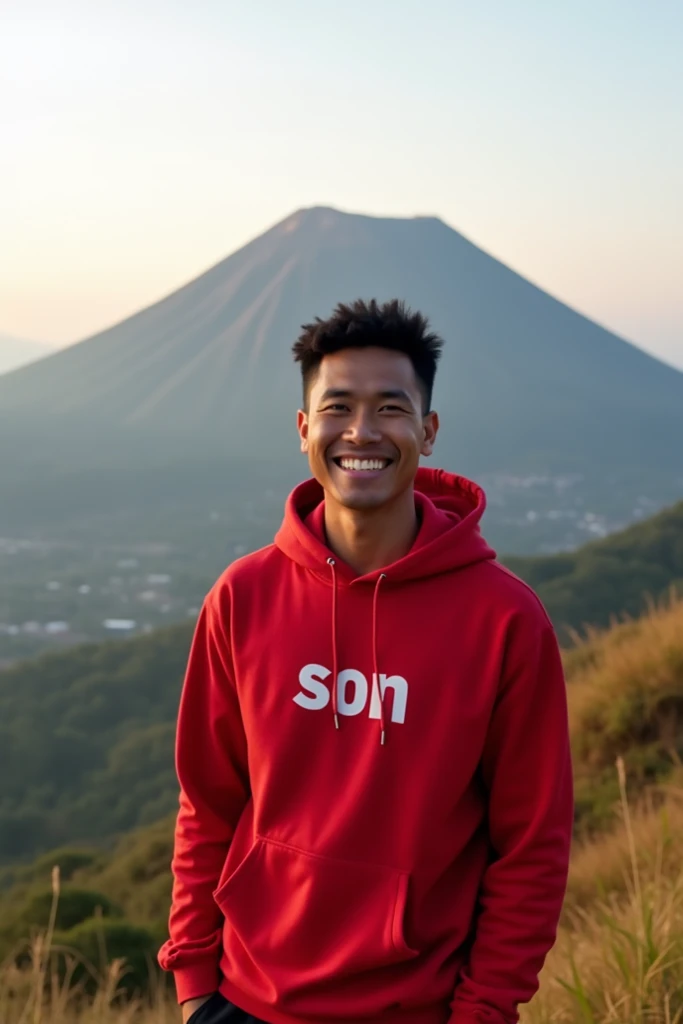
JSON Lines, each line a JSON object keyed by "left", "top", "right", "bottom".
{"left": 1, "top": 207, "right": 682, "bottom": 571}
{"left": 1, "top": 497, "right": 681, "bottom": 862}
{"left": 0, "top": 332, "right": 52, "bottom": 375}
{"left": 1, "top": 206, "right": 682, "bottom": 479}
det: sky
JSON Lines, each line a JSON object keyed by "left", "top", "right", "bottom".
{"left": 2, "top": 0, "right": 682, "bottom": 369}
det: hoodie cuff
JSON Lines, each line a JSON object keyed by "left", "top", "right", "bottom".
{"left": 172, "top": 963, "right": 221, "bottom": 1005}
{"left": 449, "top": 1007, "right": 513, "bottom": 1024}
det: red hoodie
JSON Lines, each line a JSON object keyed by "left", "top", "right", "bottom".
{"left": 158, "top": 468, "right": 573, "bottom": 1024}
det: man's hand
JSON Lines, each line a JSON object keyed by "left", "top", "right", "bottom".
{"left": 181, "top": 993, "right": 215, "bottom": 1023}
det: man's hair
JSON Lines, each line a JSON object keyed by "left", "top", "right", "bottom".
{"left": 292, "top": 298, "right": 444, "bottom": 413}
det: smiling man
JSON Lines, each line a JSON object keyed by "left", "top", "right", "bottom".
{"left": 159, "top": 299, "right": 573, "bottom": 1024}
{"left": 298, "top": 341, "right": 438, "bottom": 578}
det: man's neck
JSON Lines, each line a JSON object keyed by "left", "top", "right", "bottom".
{"left": 323, "top": 489, "right": 419, "bottom": 576}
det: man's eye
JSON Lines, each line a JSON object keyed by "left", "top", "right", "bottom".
{"left": 323, "top": 404, "right": 349, "bottom": 412}
{"left": 380, "top": 405, "right": 406, "bottom": 412}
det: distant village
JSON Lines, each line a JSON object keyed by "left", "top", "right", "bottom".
{"left": 0, "top": 537, "right": 245, "bottom": 662}
{"left": 0, "top": 470, "right": 663, "bottom": 657}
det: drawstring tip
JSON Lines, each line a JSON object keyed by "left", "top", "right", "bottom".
{"left": 380, "top": 729, "right": 386, "bottom": 746}
{"left": 334, "top": 713, "right": 340, "bottom": 730}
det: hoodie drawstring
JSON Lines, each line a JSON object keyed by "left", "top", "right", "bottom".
{"left": 372, "top": 573, "right": 387, "bottom": 745}
{"left": 327, "top": 558, "right": 340, "bottom": 730}
{"left": 327, "top": 558, "right": 388, "bottom": 746}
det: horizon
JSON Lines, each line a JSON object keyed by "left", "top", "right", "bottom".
{"left": 2, "top": 2, "right": 682, "bottom": 370}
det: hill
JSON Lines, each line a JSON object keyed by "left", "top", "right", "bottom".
{"left": 2, "top": 594, "right": 682, "bottom": 1009}
{"left": 0, "top": 332, "right": 52, "bottom": 375}
{"left": 505, "top": 497, "right": 683, "bottom": 633}
{"left": 0, "top": 497, "right": 681, "bottom": 863}
{"left": 0, "top": 626, "right": 191, "bottom": 861}
{"left": 1, "top": 206, "right": 682, "bottom": 554}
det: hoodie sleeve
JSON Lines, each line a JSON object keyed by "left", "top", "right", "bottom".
{"left": 449, "top": 601, "right": 573, "bottom": 1024}
{"left": 157, "top": 588, "right": 250, "bottom": 1004}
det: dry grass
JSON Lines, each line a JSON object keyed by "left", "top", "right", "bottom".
{"left": 0, "top": 959, "right": 176, "bottom": 1024}
{"left": 5, "top": 779, "right": 683, "bottom": 1024}
{"left": 565, "top": 591, "right": 683, "bottom": 836}
{"left": 3, "top": 595, "right": 683, "bottom": 1023}
{"left": 563, "top": 774, "right": 683, "bottom": 912}
{"left": 0, "top": 867, "right": 176, "bottom": 1024}
{"left": 523, "top": 765, "right": 683, "bottom": 1024}
{"left": 565, "top": 589, "right": 683, "bottom": 767}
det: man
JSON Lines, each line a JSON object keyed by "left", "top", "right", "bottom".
{"left": 159, "top": 299, "right": 573, "bottom": 1024}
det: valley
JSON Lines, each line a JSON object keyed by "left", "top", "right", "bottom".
{"left": 1, "top": 469, "right": 678, "bottom": 662}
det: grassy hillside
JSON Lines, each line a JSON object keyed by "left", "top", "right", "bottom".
{"left": 0, "top": 499, "right": 681, "bottom": 863}
{"left": 506, "top": 498, "right": 683, "bottom": 638}
{"left": 2, "top": 596, "right": 683, "bottom": 1021}
{"left": 564, "top": 589, "right": 683, "bottom": 834}
{"left": 4, "top": 792, "right": 683, "bottom": 1021}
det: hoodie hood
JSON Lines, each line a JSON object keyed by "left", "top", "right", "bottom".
{"left": 274, "top": 466, "right": 496, "bottom": 583}
{"left": 275, "top": 466, "right": 497, "bottom": 745}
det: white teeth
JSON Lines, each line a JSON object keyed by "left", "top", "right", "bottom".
{"left": 339, "top": 458, "right": 388, "bottom": 471}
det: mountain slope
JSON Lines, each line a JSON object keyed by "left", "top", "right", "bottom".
{"left": 0, "top": 332, "right": 52, "bottom": 375}
{"left": 0, "top": 624, "right": 188, "bottom": 861}
{"left": 505, "top": 498, "right": 683, "bottom": 632}
{"left": 1, "top": 207, "right": 682, "bottom": 482}
{"left": 2, "top": 594, "right": 682, "bottom": 997}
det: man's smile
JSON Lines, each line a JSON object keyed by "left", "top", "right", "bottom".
{"left": 331, "top": 456, "right": 394, "bottom": 473}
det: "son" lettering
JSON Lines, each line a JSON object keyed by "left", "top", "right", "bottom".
{"left": 293, "top": 663, "right": 408, "bottom": 724}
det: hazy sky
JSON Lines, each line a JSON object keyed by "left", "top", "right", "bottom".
{"left": 2, "top": 1, "right": 682, "bottom": 369}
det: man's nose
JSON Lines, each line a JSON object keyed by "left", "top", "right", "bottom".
{"left": 343, "top": 409, "right": 381, "bottom": 443}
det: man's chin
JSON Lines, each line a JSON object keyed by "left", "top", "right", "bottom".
{"left": 331, "top": 487, "right": 391, "bottom": 511}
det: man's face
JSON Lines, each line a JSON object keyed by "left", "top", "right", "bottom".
{"left": 297, "top": 347, "right": 439, "bottom": 511}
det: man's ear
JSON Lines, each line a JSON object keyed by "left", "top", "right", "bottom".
{"left": 421, "top": 411, "right": 439, "bottom": 457}
{"left": 297, "top": 409, "right": 309, "bottom": 453}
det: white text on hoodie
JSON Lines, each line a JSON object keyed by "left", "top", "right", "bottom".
{"left": 294, "top": 664, "right": 408, "bottom": 723}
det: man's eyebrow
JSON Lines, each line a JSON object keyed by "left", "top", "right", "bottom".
{"left": 319, "top": 388, "right": 353, "bottom": 401}
{"left": 377, "top": 389, "right": 412, "bottom": 402}
{"left": 318, "top": 388, "right": 413, "bottom": 402}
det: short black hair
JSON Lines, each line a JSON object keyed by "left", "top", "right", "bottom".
{"left": 292, "top": 298, "right": 443, "bottom": 413}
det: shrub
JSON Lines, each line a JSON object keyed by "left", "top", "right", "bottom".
{"left": 51, "top": 918, "right": 159, "bottom": 995}
{"left": 19, "top": 887, "right": 121, "bottom": 932}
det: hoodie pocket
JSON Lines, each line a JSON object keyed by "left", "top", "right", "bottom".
{"left": 213, "top": 835, "right": 418, "bottom": 984}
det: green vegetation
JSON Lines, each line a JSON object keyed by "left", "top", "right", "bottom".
{"left": 0, "top": 628, "right": 191, "bottom": 861}
{"left": 0, "top": 822, "right": 172, "bottom": 1003}
{"left": 506, "top": 498, "right": 683, "bottom": 641}
{"left": 2, "top": 593, "right": 679, "bottom": 1015}
{"left": 1, "top": 500, "right": 682, "bottom": 865}
{"left": 0, "top": 817, "right": 173, "bottom": 933}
